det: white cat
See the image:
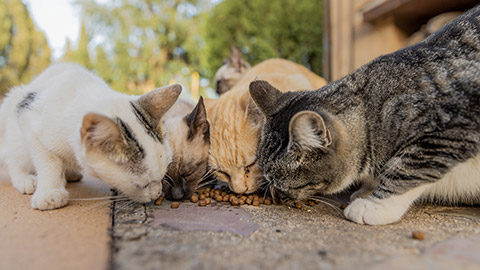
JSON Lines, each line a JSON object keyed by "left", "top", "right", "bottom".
{"left": 0, "top": 63, "right": 180, "bottom": 210}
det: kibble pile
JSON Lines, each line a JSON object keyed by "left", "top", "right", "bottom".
{"left": 155, "top": 187, "right": 320, "bottom": 209}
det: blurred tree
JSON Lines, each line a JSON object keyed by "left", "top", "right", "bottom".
{"left": 202, "top": 0, "right": 323, "bottom": 78}
{"left": 75, "top": 0, "right": 213, "bottom": 95}
{"left": 0, "top": 0, "right": 50, "bottom": 96}
{"left": 0, "top": 1, "right": 12, "bottom": 63}
{"left": 63, "top": 21, "right": 91, "bottom": 68}
{"left": 94, "top": 46, "right": 112, "bottom": 85}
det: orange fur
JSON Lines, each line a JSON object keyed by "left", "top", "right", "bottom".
{"left": 207, "top": 59, "right": 327, "bottom": 194}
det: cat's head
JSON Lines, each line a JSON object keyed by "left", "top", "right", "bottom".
{"left": 162, "top": 97, "right": 210, "bottom": 201}
{"left": 207, "top": 89, "right": 264, "bottom": 194}
{"left": 250, "top": 80, "right": 352, "bottom": 203}
{"left": 79, "top": 84, "right": 181, "bottom": 203}
{"left": 214, "top": 46, "right": 251, "bottom": 95}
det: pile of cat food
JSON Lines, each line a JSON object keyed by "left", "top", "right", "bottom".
{"left": 155, "top": 187, "right": 320, "bottom": 209}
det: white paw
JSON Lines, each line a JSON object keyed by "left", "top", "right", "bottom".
{"left": 31, "top": 189, "right": 69, "bottom": 210}
{"left": 12, "top": 175, "right": 37, "bottom": 194}
{"left": 145, "top": 181, "right": 162, "bottom": 201}
{"left": 344, "top": 197, "right": 405, "bottom": 225}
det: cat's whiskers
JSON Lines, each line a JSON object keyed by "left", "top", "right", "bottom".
{"left": 262, "top": 182, "right": 271, "bottom": 200}
{"left": 69, "top": 195, "right": 128, "bottom": 201}
{"left": 197, "top": 178, "right": 219, "bottom": 189}
{"left": 162, "top": 175, "right": 174, "bottom": 188}
{"left": 69, "top": 197, "right": 131, "bottom": 217}
{"left": 309, "top": 197, "right": 343, "bottom": 216}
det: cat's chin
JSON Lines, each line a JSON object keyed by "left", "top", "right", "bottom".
{"left": 124, "top": 180, "right": 163, "bottom": 203}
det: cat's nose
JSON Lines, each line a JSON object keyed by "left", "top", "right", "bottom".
{"left": 171, "top": 187, "right": 185, "bottom": 201}
{"left": 230, "top": 184, "right": 247, "bottom": 194}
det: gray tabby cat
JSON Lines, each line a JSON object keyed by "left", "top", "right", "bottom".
{"left": 249, "top": 6, "right": 480, "bottom": 225}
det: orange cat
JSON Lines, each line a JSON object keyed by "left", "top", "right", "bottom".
{"left": 207, "top": 58, "right": 327, "bottom": 194}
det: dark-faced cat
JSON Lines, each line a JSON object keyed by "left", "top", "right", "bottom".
{"left": 250, "top": 6, "right": 480, "bottom": 225}
{"left": 162, "top": 97, "right": 210, "bottom": 201}
{"left": 214, "top": 46, "right": 251, "bottom": 95}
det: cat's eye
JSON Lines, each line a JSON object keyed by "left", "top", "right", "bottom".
{"left": 244, "top": 159, "right": 257, "bottom": 174}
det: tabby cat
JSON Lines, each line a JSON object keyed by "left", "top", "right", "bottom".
{"left": 208, "top": 58, "right": 327, "bottom": 194}
{"left": 250, "top": 6, "right": 480, "bottom": 225}
{"left": 0, "top": 63, "right": 180, "bottom": 210}
{"left": 163, "top": 97, "right": 210, "bottom": 201}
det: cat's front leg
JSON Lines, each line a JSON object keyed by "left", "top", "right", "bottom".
{"left": 345, "top": 184, "right": 428, "bottom": 225}
{"left": 28, "top": 141, "right": 69, "bottom": 210}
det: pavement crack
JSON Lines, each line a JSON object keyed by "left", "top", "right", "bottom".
{"left": 141, "top": 203, "right": 148, "bottom": 225}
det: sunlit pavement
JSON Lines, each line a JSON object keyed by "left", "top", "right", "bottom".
{"left": 0, "top": 166, "right": 111, "bottom": 270}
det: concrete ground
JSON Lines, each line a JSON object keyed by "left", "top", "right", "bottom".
{"left": 111, "top": 197, "right": 480, "bottom": 270}
{"left": 1, "top": 163, "right": 480, "bottom": 270}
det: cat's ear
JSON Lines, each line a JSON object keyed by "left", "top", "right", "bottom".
{"left": 245, "top": 97, "right": 264, "bottom": 126}
{"left": 184, "top": 97, "right": 210, "bottom": 141}
{"left": 238, "top": 91, "right": 264, "bottom": 126}
{"left": 249, "top": 80, "right": 283, "bottom": 116}
{"left": 137, "top": 84, "right": 182, "bottom": 122}
{"left": 203, "top": 98, "right": 217, "bottom": 112}
{"left": 288, "top": 111, "right": 332, "bottom": 152}
{"left": 230, "top": 46, "right": 245, "bottom": 70}
{"left": 80, "top": 113, "right": 124, "bottom": 150}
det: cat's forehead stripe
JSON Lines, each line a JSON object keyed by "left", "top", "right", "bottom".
{"left": 130, "top": 101, "right": 163, "bottom": 143}
{"left": 116, "top": 117, "right": 145, "bottom": 159}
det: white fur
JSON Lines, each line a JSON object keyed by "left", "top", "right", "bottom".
{"left": 345, "top": 185, "right": 428, "bottom": 225}
{"left": 0, "top": 63, "right": 173, "bottom": 210}
{"left": 345, "top": 153, "right": 480, "bottom": 225}
{"left": 423, "top": 153, "right": 480, "bottom": 204}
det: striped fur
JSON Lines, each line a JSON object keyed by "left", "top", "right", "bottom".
{"left": 251, "top": 6, "right": 480, "bottom": 225}
{"left": 208, "top": 59, "right": 327, "bottom": 194}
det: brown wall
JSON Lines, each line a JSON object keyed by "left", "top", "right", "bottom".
{"left": 326, "top": 0, "right": 408, "bottom": 81}
{"left": 324, "top": 0, "right": 477, "bottom": 82}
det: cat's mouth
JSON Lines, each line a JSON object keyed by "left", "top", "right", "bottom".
{"left": 270, "top": 186, "right": 296, "bottom": 205}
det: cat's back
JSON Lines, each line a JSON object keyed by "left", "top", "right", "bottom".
{"left": 231, "top": 58, "right": 326, "bottom": 93}
{"left": 27, "top": 62, "right": 111, "bottom": 98}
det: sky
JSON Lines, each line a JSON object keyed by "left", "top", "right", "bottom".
{"left": 23, "top": 0, "right": 82, "bottom": 59}
{"left": 23, "top": 0, "right": 222, "bottom": 60}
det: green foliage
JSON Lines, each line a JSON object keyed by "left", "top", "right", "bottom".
{"left": 75, "top": 0, "right": 212, "bottom": 95}
{"left": 202, "top": 0, "right": 323, "bottom": 78}
{"left": 63, "top": 21, "right": 91, "bottom": 68}
{"left": 0, "top": 1, "right": 12, "bottom": 59}
{"left": 0, "top": 0, "right": 51, "bottom": 96}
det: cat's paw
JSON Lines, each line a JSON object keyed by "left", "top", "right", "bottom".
{"left": 12, "top": 175, "right": 37, "bottom": 194}
{"left": 344, "top": 197, "right": 404, "bottom": 225}
{"left": 31, "top": 189, "right": 69, "bottom": 210}
{"left": 145, "top": 181, "right": 162, "bottom": 201}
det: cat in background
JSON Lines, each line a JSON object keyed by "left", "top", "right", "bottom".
{"left": 208, "top": 58, "right": 327, "bottom": 194}
{"left": 162, "top": 97, "right": 210, "bottom": 201}
{"left": 0, "top": 63, "right": 180, "bottom": 210}
{"left": 250, "top": 6, "right": 480, "bottom": 225}
{"left": 214, "top": 46, "right": 251, "bottom": 95}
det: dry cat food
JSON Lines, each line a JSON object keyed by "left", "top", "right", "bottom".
{"left": 155, "top": 187, "right": 321, "bottom": 209}
{"left": 154, "top": 196, "right": 164, "bottom": 206}
{"left": 412, "top": 231, "right": 425, "bottom": 240}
